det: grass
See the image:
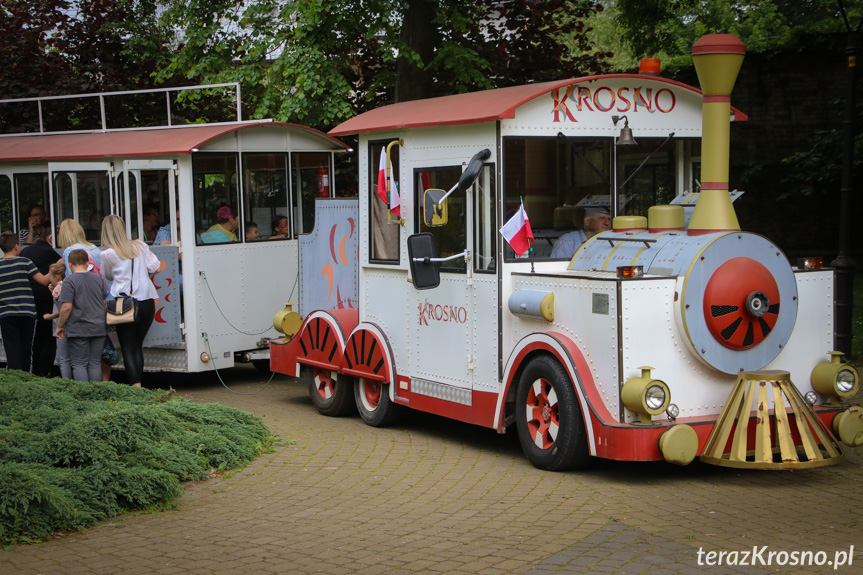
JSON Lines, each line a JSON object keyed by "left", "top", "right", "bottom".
{"left": 0, "top": 373, "right": 272, "bottom": 545}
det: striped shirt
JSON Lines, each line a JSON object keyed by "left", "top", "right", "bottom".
{"left": 0, "top": 256, "right": 39, "bottom": 319}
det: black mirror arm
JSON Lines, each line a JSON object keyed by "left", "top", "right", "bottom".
{"left": 412, "top": 250, "right": 469, "bottom": 263}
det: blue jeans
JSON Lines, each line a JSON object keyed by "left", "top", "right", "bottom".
{"left": 55, "top": 333, "right": 71, "bottom": 379}
{"left": 67, "top": 336, "right": 104, "bottom": 382}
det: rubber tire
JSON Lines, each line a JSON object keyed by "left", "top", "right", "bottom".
{"left": 515, "top": 355, "right": 589, "bottom": 471}
{"left": 307, "top": 367, "right": 356, "bottom": 417}
{"left": 354, "top": 378, "right": 402, "bottom": 427}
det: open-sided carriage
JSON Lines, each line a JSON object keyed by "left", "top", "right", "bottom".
{"left": 0, "top": 85, "right": 349, "bottom": 373}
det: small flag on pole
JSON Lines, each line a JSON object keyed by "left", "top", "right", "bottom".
{"left": 499, "top": 203, "right": 534, "bottom": 257}
{"left": 377, "top": 147, "right": 401, "bottom": 217}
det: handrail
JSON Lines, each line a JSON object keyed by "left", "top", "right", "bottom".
{"left": 0, "top": 83, "right": 243, "bottom": 134}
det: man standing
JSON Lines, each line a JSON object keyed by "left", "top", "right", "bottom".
{"left": 0, "top": 231, "right": 50, "bottom": 372}
{"left": 21, "top": 224, "right": 62, "bottom": 376}
{"left": 550, "top": 207, "right": 611, "bottom": 259}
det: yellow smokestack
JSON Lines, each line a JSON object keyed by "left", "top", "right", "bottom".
{"left": 688, "top": 34, "right": 746, "bottom": 233}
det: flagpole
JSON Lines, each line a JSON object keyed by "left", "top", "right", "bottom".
{"left": 522, "top": 196, "right": 535, "bottom": 273}
{"left": 386, "top": 140, "right": 404, "bottom": 226}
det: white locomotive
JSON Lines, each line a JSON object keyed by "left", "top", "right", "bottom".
{"left": 271, "top": 34, "right": 863, "bottom": 470}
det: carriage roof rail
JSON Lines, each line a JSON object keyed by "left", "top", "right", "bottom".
{"left": 0, "top": 83, "right": 246, "bottom": 136}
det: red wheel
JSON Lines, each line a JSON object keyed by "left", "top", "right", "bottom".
{"left": 515, "top": 356, "right": 589, "bottom": 470}
{"left": 525, "top": 378, "right": 560, "bottom": 449}
{"left": 703, "top": 257, "right": 780, "bottom": 350}
{"left": 354, "top": 378, "right": 402, "bottom": 427}
{"left": 306, "top": 367, "right": 355, "bottom": 417}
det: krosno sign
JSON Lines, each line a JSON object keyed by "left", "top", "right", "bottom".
{"left": 418, "top": 302, "right": 468, "bottom": 326}
{"left": 551, "top": 85, "right": 677, "bottom": 122}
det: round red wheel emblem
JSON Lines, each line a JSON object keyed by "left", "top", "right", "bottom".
{"left": 703, "top": 257, "right": 780, "bottom": 350}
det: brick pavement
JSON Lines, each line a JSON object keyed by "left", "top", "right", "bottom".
{"left": 2, "top": 367, "right": 861, "bottom": 575}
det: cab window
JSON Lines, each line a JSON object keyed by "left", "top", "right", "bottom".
{"left": 369, "top": 141, "right": 399, "bottom": 263}
{"left": 415, "top": 167, "right": 465, "bottom": 273}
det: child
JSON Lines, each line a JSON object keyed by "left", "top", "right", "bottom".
{"left": 0, "top": 231, "right": 50, "bottom": 372}
{"left": 245, "top": 221, "right": 260, "bottom": 241}
{"left": 56, "top": 249, "right": 107, "bottom": 382}
{"left": 44, "top": 261, "right": 71, "bottom": 379}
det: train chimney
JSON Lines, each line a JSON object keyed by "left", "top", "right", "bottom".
{"left": 687, "top": 34, "right": 746, "bottom": 233}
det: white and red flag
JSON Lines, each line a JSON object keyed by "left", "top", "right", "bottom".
{"left": 377, "top": 147, "right": 401, "bottom": 217}
{"left": 499, "top": 203, "right": 534, "bottom": 257}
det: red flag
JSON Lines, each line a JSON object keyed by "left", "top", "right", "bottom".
{"left": 377, "top": 148, "right": 401, "bottom": 217}
{"left": 499, "top": 204, "right": 534, "bottom": 257}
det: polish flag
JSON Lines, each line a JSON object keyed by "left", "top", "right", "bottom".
{"left": 499, "top": 204, "right": 534, "bottom": 257}
{"left": 377, "top": 148, "right": 401, "bottom": 217}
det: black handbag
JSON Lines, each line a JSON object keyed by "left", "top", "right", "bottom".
{"left": 106, "top": 259, "right": 138, "bottom": 325}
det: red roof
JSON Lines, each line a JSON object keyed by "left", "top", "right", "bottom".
{"left": 329, "top": 75, "right": 747, "bottom": 136}
{"left": 0, "top": 122, "right": 348, "bottom": 162}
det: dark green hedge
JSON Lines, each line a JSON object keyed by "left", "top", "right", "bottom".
{"left": 0, "top": 372, "right": 271, "bottom": 544}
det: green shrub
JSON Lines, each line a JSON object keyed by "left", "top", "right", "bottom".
{"left": 0, "top": 373, "right": 271, "bottom": 544}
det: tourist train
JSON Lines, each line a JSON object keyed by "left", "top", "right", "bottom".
{"left": 268, "top": 34, "right": 863, "bottom": 469}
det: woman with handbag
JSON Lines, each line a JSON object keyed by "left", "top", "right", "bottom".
{"left": 100, "top": 215, "right": 161, "bottom": 387}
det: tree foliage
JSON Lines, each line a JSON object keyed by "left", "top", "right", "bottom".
{"left": 156, "top": 0, "right": 611, "bottom": 129}
{"left": 603, "top": 0, "right": 863, "bottom": 68}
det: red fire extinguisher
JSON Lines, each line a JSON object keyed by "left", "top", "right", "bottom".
{"left": 317, "top": 168, "right": 330, "bottom": 198}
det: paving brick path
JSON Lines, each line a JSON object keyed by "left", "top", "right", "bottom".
{"left": 3, "top": 367, "right": 861, "bottom": 574}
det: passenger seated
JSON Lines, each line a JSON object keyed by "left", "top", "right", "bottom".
{"left": 200, "top": 206, "right": 239, "bottom": 244}
{"left": 269, "top": 214, "right": 289, "bottom": 239}
{"left": 245, "top": 221, "right": 261, "bottom": 241}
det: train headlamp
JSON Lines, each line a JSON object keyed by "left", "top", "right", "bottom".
{"left": 622, "top": 366, "right": 671, "bottom": 424}
{"left": 811, "top": 351, "right": 859, "bottom": 405}
{"left": 616, "top": 265, "right": 644, "bottom": 279}
{"left": 797, "top": 257, "right": 824, "bottom": 270}
{"left": 666, "top": 403, "right": 680, "bottom": 421}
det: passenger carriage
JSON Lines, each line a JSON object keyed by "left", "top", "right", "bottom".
{"left": 0, "top": 85, "right": 349, "bottom": 373}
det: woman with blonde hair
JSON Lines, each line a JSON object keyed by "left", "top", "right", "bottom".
{"left": 58, "top": 219, "right": 102, "bottom": 274}
{"left": 100, "top": 215, "right": 161, "bottom": 387}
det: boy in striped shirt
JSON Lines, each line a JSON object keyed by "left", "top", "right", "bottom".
{"left": 0, "top": 231, "right": 50, "bottom": 372}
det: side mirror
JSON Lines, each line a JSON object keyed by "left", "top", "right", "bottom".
{"left": 407, "top": 233, "right": 440, "bottom": 290}
{"left": 422, "top": 149, "right": 491, "bottom": 228}
{"left": 458, "top": 148, "right": 491, "bottom": 192}
{"left": 423, "top": 189, "right": 448, "bottom": 227}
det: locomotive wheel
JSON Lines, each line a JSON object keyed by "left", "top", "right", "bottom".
{"left": 307, "top": 367, "right": 356, "bottom": 417}
{"left": 515, "top": 356, "right": 589, "bottom": 471}
{"left": 355, "top": 378, "right": 402, "bottom": 427}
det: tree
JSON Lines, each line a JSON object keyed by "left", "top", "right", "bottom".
{"left": 156, "top": 0, "right": 610, "bottom": 129}
{"left": 0, "top": 0, "right": 182, "bottom": 132}
{"left": 605, "top": 0, "right": 863, "bottom": 67}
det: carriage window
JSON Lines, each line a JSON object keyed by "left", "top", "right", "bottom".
{"left": 15, "top": 173, "right": 49, "bottom": 242}
{"left": 243, "top": 153, "right": 288, "bottom": 241}
{"left": 54, "top": 171, "right": 111, "bottom": 243}
{"left": 369, "top": 141, "right": 399, "bottom": 262}
{"left": 292, "top": 153, "right": 331, "bottom": 237}
{"left": 416, "top": 167, "right": 465, "bottom": 273}
{"left": 193, "top": 154, "right": 239, "bottom": 244}
{"left": 0, "top": 175, "right": 12, "bottom": 233}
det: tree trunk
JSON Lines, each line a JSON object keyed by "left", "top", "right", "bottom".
{"left": 395, "top": 0, "right": 438, "bottom": 103}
